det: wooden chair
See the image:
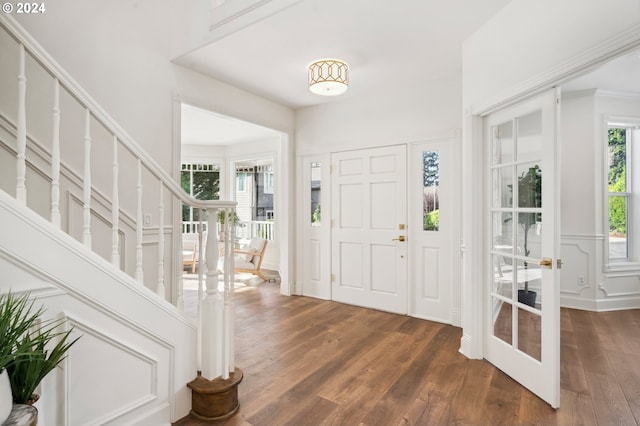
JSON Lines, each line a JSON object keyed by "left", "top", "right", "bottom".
{"left": 182, "top": 235, "right": 198, "bottom": 273}
{"left": 233, "top": 238, "right": 268, "bottom": 281}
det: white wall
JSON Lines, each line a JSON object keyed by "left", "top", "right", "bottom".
{"left": 296, "top": 73, "right": 461, "bottom": 154}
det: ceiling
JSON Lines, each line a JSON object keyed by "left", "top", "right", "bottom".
{"left": 562, "top": 48, "right": 640, "bottom": 95}
{"left": 175, "top": 0, "right": 513, "bottom": 110}
{"left": 181, "top": 103, "right": 280, "bottom": 145}
{"left": 177, "top": 0, "right": 513, "bottom": 145}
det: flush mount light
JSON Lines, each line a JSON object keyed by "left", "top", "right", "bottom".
{"left": 308, "top": 59, "right": 349, "bottom": 96}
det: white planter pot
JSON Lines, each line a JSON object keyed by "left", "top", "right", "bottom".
{"left": 0, "top": 369, "right": 12, "bottom": 424}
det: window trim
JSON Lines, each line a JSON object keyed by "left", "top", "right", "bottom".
{"left": 604, "top": 118, "right": 640, "bottom": 270}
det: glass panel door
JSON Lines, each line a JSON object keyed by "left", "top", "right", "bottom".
{"left": 485, "top": 89, "right": 560, "bottom": 408}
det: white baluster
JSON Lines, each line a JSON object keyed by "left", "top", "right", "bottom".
{"left": 200, "top": 207, "right": 223, "bottom": 379}
{"left": 16, "top": 44, "right": 27, "bottom": 205}
{"left": 135, "top": 159, "right": 144, "bottom": 284}
{"left": 156, "top": 181, "right": 165, "bottom": 298}
{"left": 82, "top": 108, "right": 92, "bottom": 248}
{"left": 50, "top": 78, "right": 61, "bottom": 228}
{"left": 111, "top": 135, "right": 120, "bottom": 267}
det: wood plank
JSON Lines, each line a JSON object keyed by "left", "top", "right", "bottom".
{"left": 586, "top": 370, "right": 636, "bottom": 425}
{"left": 607, "top": 350, "right": 640, "bottom": 423}
{"left": 556, "top": 389, "right": 597, "bottom": 426}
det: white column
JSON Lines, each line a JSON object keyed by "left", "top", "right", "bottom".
{"left": 16, "top": 44, "right": 27, "bottom": 205}
{"left": 135, "top": 159, "right": 144, "bottom": 284}
{"left": 82, "top": 108, "right": 92, "bottom": 248}
{"left": 50, "top": 78, "right": 61, "bottom": 228}
{"left": 111, "top": 135, "right": 120, "bottom": 268}
{"left": 223, "top": 208, "right": 236, "bottom": 377}
{"left": 156, "top": 181, "right": 166, "bottom": 298}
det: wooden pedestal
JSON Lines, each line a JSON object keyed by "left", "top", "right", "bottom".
{"left": 187, "top": 368, "right": 243, "bottom": 422}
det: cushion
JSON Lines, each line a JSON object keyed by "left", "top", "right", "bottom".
{"left": 242, "top": 247, "right": 258, "bottom": 262}
{"left": 235, "top": 258, "right": 255, "bottom": 270}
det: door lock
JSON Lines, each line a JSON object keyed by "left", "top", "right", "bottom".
{"left": 392, "top": 236, "right": 406, "bottom": 242}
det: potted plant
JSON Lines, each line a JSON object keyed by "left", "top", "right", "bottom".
{"left": 507, "top": 165, "right": 542, "bottom": 307}
{"left": 217, "top": 210, "right": 241, "bottom": 240}
{"left": 0, "top": 292, "right": 42, "bottom": 422}
{"left": 1, "top": 292, "right": 79, "bottom": 407}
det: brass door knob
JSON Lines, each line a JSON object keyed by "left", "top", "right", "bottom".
{"left": 539, "top": 257, "right": 552, "bottom": 269}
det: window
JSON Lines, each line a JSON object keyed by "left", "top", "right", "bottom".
{"left": 607, "top": 126, "right": 630, "bottom": 262}
{"left": 181, "top": 163, "right": 220, "bottom": 233}
{"left": 423, "top": 150, "right": 440, "bottom": 231}
{"left": 264, "top": 172, "right": 274, "bottom": 194}
{"left": 606, "top": 122, "right": 640, "bottom": 265}
{"left": 237, "top": 173, "right": 246, "bottom": 192}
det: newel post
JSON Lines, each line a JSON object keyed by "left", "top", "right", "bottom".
{"left": 188, "top": 206, "right": 242, "bottom": 422}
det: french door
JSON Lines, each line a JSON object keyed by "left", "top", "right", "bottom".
{"left": 484, "top": 88, "right": 561, "bottom": 407}
{"left": 331, "top": 145, "right": 407, "bottom": 314}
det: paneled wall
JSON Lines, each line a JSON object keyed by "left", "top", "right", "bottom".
{"left": 560, "top": 91, "right": 640, "bottom": 310}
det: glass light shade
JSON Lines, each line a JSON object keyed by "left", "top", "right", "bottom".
{"left": 308, "top": 59, "right": 349, "bottom": 96}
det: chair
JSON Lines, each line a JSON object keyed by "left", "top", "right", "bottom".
{"left": 182, "top": 234, "right": 199, "bottom": 273}
{"left": 233, "top": 238, "right": 268, "bottom": 281}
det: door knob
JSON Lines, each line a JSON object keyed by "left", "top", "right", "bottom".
{"left": 392, "top": 236, "right": 406, "bottom": 242}
{"left": 538, "top": 257, "right": 552, "bottom": 269}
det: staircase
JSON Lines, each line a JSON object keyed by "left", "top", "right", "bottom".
{"left": 0, "top": 14, "right": 238, "bottom": 425}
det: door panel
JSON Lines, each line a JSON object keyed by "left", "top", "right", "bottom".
{"left": 485, "top": 88, "right": 560, "bottom": 408}
{"left": 409, "top": 141, "right": 453, "bottom": 323}
{"left": 331, "top": 145, "right": 407, "bottom": 314}
{"left": 301, "top": 156, "right": 330, "bottom": 299}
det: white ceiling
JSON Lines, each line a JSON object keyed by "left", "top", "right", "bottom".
{"left": 563, "top": 48, "right": 640, "bottom": 95}
{"left": 181, "top": 103, "right": 279, "bottom": 145}
{"left": 175, "top": 0, "right": 512, "bottom": 110}
{"left": 178, "top": 0, "right": 513, "bottom": 146}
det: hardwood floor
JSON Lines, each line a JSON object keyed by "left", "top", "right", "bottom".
{"left": 174, "top": 281, "right": 640, "bottom": 425}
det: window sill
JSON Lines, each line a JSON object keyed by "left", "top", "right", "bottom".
{"left": 604, "top": 261, "right": 640, "bottom": 274}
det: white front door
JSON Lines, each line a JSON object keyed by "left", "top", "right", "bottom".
{"left": 484, "top": 89, "right": 561, "bottom": 407}
{"left": 331, "top": 145, "right": 407, "bottom": 314}
{"left": 409, "top": 141, "right": 452, "bottom": 323}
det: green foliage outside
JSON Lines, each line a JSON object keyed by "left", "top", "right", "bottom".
{"left": 312, "top": 204, "right": 321, "bottom": 224}
{"left": 182, "top": 169, "right": 220, "bottom": 222}
{"left": 609, "top": 170, "right": 627, "bottom": 235}
{"left": 608, "top": 128, "right": 626, "bottom": 187}
{"left": 608, "top": 128, "right": 627, "bottom": 236}
{"left": 424, "top": 209, "right": 439, "bottom": 231}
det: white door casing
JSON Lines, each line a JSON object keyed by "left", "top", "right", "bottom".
{"left": 331, "top": 145, "right": 408, "bottom": 314}
{"left": 484, "top": 88, "right": 561, "bottom": 408}
{"left": 409, "top": 140, "right": 453, "bottom": 323}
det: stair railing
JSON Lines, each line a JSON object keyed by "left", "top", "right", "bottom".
{"left": 0, "top": 14, "right": 237, "bottom": 380}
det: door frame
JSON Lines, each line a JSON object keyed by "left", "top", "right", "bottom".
{"left": 460, "top": 29, "right": 640, "bottom": 360}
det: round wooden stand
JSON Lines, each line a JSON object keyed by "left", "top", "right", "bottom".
{"left": 187, "top": 368, "right": 243, "bottom": 422}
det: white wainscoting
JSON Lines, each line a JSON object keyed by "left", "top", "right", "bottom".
{"left": 561, "top": 234, "right": 640, "bottom": 311}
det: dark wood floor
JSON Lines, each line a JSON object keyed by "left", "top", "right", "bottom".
{"left": 175, "top": 281, "right": 640, "bottom": 425}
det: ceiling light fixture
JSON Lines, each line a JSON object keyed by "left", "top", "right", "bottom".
{"left": 308, "top": 59, "right": 349, "bottom": 96}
